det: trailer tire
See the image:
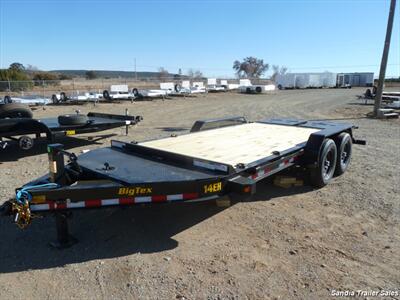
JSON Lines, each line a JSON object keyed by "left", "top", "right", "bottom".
{"left": 365, "top": 88, "right": 372, "bottom": 99}
{"left": 310, "top": 138, "right": 337, "bottom": 188}
{"left": 255, "top": 86, "right": 262, "bottom": 93}
{"left": 246, "top": 87, "right": 251, "bottom": 94}
{"left": 0, "top": 103, "right": 33, "bottom": 119}
{"left": 3, "top": 95, "right": 12, "bottom": 104}
{"left": 334, "top": 132, "right": 352, "bottom": 176}
{"left": 58, "top": 114, "right": 88, "bottom": 125}
{"left": 60, "top": 92, "right": 67, "bottom": 102}
{"left": 277, "top": 84, "right": 283, "bottom": 90}
{"left": 18, "top": 136, "right": 34, "bottom": 150}
{"left": 132, "top": 88, "right": 139, "bottom": 97}
{"left": 174, "top": 84, "right": 182, "bottom": 93}
{"left": 51, "top": 94, "right": 59, "bottom": 104}
{"left": 103, "top": 90, "right": 111, "bottom": 100}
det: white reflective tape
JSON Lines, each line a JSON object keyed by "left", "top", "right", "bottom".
{"left": 134, "top": 196, "right": 152, "bottom": 203}
{"left": 67, "top": 202, "right": 85, "bottom": 208}
{"left": 30, "top": 204, "right": 50, "bottom": 211}
{"left": 101, "top": 199, "right": 119, "bottom": 206}
{"left": 193, "top": 160, "right": 228, "bottom": 172}
{"left": 167, "top": 194, "right": 183, "bottom": 201}
{"left": 125, "top": 121, "right": 131, "bottom": 125}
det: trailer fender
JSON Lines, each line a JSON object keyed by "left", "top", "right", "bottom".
{"left": 0, "top": 118, "right": 53, "bottom": 141}
{"left": 303, "top": 127, "right": 353, "bottom": 166}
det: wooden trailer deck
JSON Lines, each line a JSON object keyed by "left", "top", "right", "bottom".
{"left": 142, "top": 122, "right": 319, "bottom": 166}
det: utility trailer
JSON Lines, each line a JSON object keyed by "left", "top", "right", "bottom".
{"left": 0, "top": 116, "right": 365, "bottom": 247}
{"left": 102, "top": 85, "right": 137, "bottom": 101}
{"left": 0, "top": 112, "right": 142, "bottom": 150}
{"left": 3, "top": 95, "right": 51, "bottom": 105}
{"left": 239, "top": 79, "right": 275, "bottom": 94}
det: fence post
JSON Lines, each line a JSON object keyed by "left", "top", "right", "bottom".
{"left": 42, "top": 80, "right": 45, "bottom": 98}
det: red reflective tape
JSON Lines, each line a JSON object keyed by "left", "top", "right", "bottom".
{"left": 264, "top": 167, "right": 272, "bottom": 174}
{"left": 48, "top": 202, "right": 55, "bottom": 210}
{"left": 152, "top": 195, "right": 167, "bottom": 202}
{"left": 284, "top": 159, "right": 289, "bottom": 165}
{"left": 251, "top": 174, "right": 258, "bottom": 179}
{"left": 85, "top": 199, "right": 101, "bottom": 208}
{"left": 56, "top": 203, "right": 67, "bottom": 210}
{"left": 183, "top": 193, "right": 199, "bottom": 200}
{"left": 119, "top": 198, "right": 134, "bottom": 205}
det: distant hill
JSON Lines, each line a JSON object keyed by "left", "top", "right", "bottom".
{"left": 50, "top": 70, "right": 180, "bottom": 79}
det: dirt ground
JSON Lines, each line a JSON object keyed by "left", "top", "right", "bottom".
{"left": 0, "top": 88, "right": 399, "bottom": 299}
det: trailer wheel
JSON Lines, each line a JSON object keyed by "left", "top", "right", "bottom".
{"left": 4, "top": 95, "right": 12, "bottom": 104}
{"left": 255, "top": 86, "right": 262, "bottom": 93}
{"left": 18, "top": 136, "right": 34, "bottom": 150}
{"left": 58, "top": 114, "right": 88, "bottom": 125}
{"left": 246, "top": 87, "right": 251, "bottom": 94}
{"left": 310, "top": 138, "right": 337, "bottom": 187}
{"left": 277, "top": 84, "right": 283, "bottom": 90}
{"left": 132, "top": 88, "right": 139, "bottom": 97}
{"left": 51, "top": 94, "right": 59, "bottom": 104}
{"left": 174, "top": 84, "right": 182, "bottom": 93}
{"left": 334, "top": 133, "right": 352, "bottom": 176}
{"left": 60, "top": 92, "right": 67, "bottom": 102}
{"left": 365, "top": 88, "right": 372, "bottom": 99}
{"left": 103, "top": 90, "right": 111, "bottom": 100}
{"left": 0, "top": 103, "right": 33, "bottom": 119}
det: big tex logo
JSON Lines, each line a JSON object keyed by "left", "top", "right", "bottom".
{"left": 118, "top": 187, "right": 152, "bottom": 196}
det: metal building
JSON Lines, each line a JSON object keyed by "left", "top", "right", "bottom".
{"left": 336, "top": 72, "right": 374, "bottom": 87}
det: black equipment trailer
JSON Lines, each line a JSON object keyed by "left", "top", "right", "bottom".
{"left": 0, "top": 117, "right": 365, "bottom": 248}
{"left": 0, "top": 112, "right": 143, "bottom": 150}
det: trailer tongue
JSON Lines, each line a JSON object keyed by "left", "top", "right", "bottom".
{"left": 0, "top": 117, "right": 365, "bottom": 248}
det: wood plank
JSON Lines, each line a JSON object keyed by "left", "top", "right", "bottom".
{"left": 142, "top": 123, "right": 319, "bottom": 166}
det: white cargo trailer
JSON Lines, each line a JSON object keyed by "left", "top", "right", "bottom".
{"left": 276, "top": 72, "right": 337, "bottom": 89}
{"left": 336, "top": 73, "right": 374, "bottom": 87}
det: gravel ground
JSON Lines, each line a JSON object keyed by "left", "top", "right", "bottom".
{"left": 0, "top": 88, "right": 399, "bottom": 299}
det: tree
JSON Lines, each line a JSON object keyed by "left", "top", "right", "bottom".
{"left": 271, "top": 65, "right": 288, "bottom": 81}
{"left": 0, "top": 68, "right": 32, "bottom": 91}
{"left": 25, "top": 64, "right": 39, "bottom": 72}
{"left": 85, "top": 70, "right": 97, "bottom": 80}
{"left": 9, "top": 62, "right": 25, "bottom": 72}
{"left": 32, "top": 71, "right": 60, "bottom": 86}
{"left": 58, "top": 73, "right": 73, "bottom": 80}
{"left": 233, "top": 57, "right": 269, "bottom": 78}
{"left": 187, "top": 69, "right": 203, "bottom": 79}
{"left": 158, "top": 67, "right": 169, "bottom": 81}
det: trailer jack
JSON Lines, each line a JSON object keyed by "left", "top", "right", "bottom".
{"left": 50, "top": 212, "right": 77, "bottom": 249}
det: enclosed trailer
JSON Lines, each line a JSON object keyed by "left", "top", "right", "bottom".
{"left": 276, "top": 72, "right": 337, "bottom": 89}
{"left": 336, "top": 73, "right": 374, "bottom": 87}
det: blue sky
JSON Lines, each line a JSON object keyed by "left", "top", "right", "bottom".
{"left": 0, "top": 0, "right": 399, "bottom": 77}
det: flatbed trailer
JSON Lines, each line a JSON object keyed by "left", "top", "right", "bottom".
{"left": 0, "top": 112, "right": 142, "bottom": 150}
{"left": 0, "top": 116, "right": 365, "bottom": 247}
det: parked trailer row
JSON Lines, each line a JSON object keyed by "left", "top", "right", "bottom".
{"left": 0, "top": 116, "right": 365, "bottom": 247}
{"left": 2, "top": 78, "right": 277, "bottom": 106}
